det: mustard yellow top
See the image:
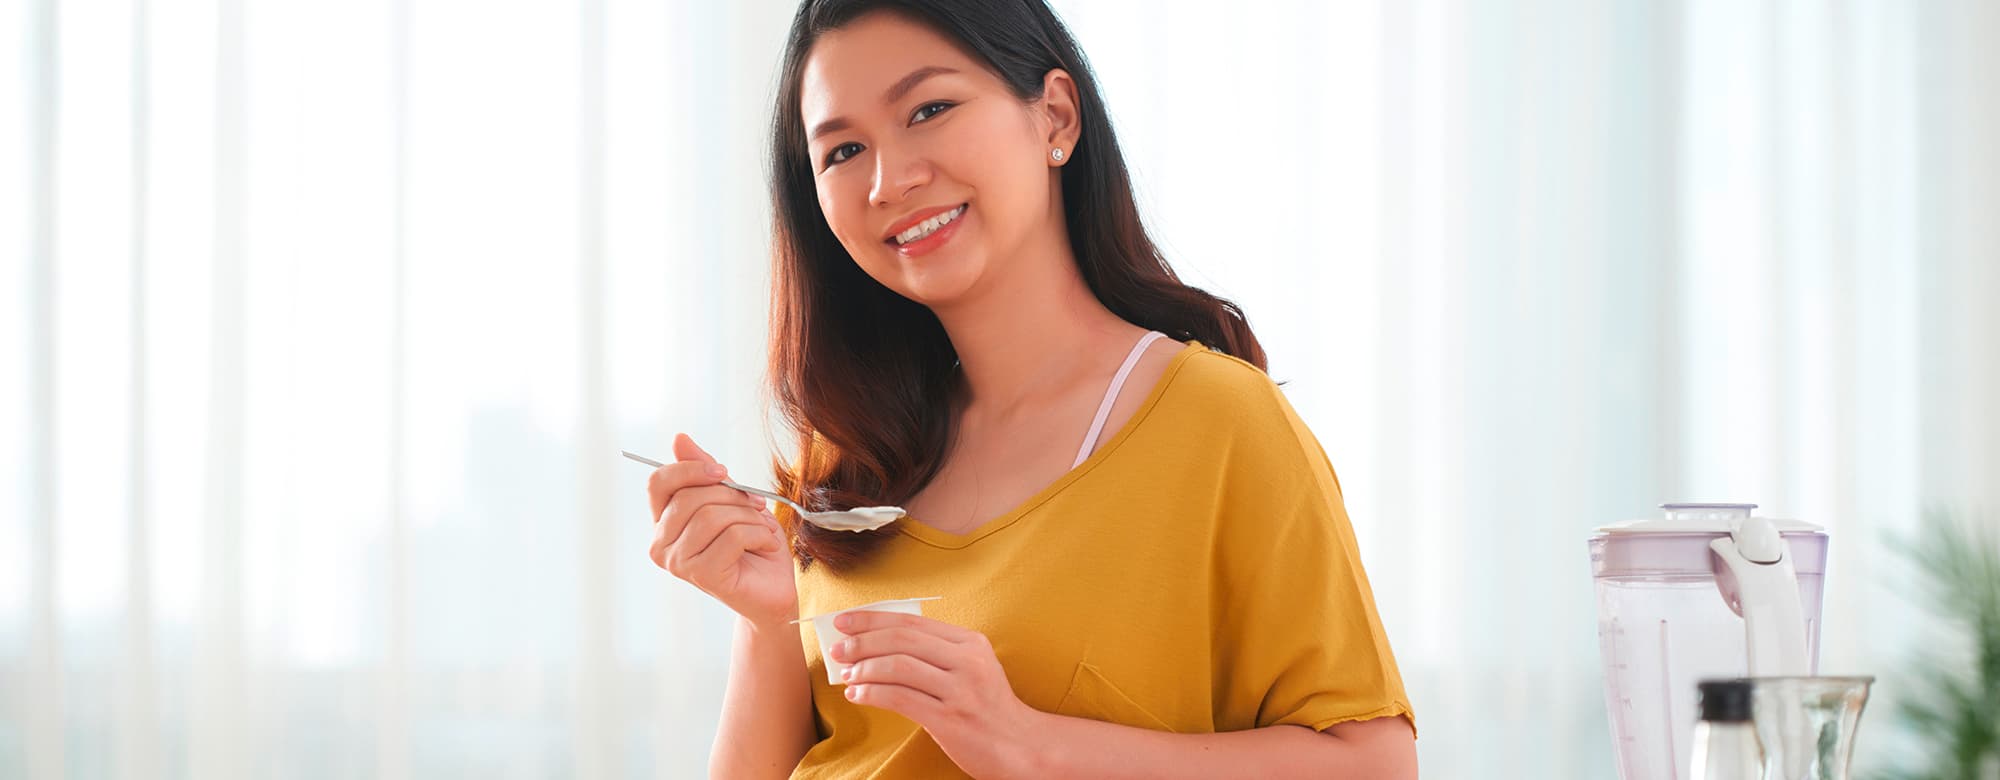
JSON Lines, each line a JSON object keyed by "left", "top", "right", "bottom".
{"left": 791, "top": 341, "right": 1413, "bottom": 779}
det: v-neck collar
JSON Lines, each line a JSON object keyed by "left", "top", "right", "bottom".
{"left": 894, "top": 339, "right": 1204, "bottom": 549}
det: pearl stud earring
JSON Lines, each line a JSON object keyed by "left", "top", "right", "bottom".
{"left": 1051, "top": 148, "right": 1064, "bottom": 162}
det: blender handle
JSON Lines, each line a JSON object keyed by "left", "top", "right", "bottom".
{"left": 1711, "top": 516, "right": 1812, "bottom": 676}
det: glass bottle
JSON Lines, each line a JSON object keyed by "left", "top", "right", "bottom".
{"left": 1691, "top": 679, "right": 1763, "bottom": 780}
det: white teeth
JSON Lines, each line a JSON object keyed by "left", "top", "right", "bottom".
{"left": 895, "top": 205, "right": 965, "bottom": 245}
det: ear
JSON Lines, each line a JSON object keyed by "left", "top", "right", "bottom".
{"left": 1036, "top": 68, "right": 1083, "bottom": 167}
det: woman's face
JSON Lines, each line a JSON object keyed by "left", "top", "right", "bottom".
{"left": 800, "top": 11, "right": 1072, "bottom": 309}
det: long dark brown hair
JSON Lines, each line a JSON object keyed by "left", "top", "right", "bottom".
{"left": 766, "top": 0, "right": 1266, "bottom": 572}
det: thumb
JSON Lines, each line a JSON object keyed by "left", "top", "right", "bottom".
{"left": 673, "top": 432, "right": 719, "bottom": 467}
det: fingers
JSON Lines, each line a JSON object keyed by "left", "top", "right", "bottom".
{"left": 682, "top": 522, "right": 784, "bottom": 584}
{"left": 844, "top": 682, "right": 944, "bottom": 722}
{"left": 829, "top": 625, "right": 962, "bottom": 671}
{"left": 834, "top": 610, "right": 981, "bottom": 644}
{"left": 659, "top": 502, "right": 773, "bottom": 575}
{"left": 839, "top": 651, "right": 955, "bottom": 694}
{"left": 684, "top": 503, "right": 781, "bottom": 561}
{"left": 673, "top": 432, "right": 715, "bottom": 466}
{"left": 658, "top": 482, "right": 763, "bottom": 547}
{"left": 827, "top": 615, "right": 1003, "bottom": 730}
{"left": 647, "top": 460, "right": 729, "bottom": 526}
{"left": 644, "top": 433, "right": 732, "bottom": 524}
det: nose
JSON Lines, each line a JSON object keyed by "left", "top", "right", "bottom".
{"left": 868, "top": 142, "right": 931, "bottom": 207}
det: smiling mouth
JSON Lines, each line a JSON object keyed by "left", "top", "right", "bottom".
{"left": 887, "top": 203, "right": 968, "bottom": 246}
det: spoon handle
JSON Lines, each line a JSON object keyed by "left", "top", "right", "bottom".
{"left": 721, "top": 479, "right": 810, "bottom": 517}
{"left": 621, "top": 450, "right": 810, "bottom": 517}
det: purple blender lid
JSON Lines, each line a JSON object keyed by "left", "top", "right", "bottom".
{"left": 1595, "top": 502, "right": 1824, "bottom": 535}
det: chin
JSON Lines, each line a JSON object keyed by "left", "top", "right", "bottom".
{"left": 889, "top": 260, "right": 985, "bottom": 309}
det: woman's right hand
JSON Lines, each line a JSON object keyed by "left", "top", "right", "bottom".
{"left": 646, "top": 433, "right": 798, "bottom": 627}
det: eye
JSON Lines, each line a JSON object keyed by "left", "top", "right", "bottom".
{"left": 823, "top": 142, "right": 863, "bottom": 168}
{"left": 911, "top": 101, "right": 954, "bottom": 123}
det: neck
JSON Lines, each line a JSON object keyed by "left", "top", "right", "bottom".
{"left": 930, "top": 236, "right": 1134, "bottom": 418}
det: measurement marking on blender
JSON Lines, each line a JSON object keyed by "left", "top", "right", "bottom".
{"left": 1658, "top": 619, "right": 1677, "bottom": 778}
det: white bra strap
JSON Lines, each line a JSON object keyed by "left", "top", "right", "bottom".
{"left": 1072, "top": 330, "right": 1169, "bottom": 468}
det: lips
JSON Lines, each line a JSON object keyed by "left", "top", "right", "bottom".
{"left": 892, "top": 205, "right": 967, "bottom": 246}
{"left": 885, "top": 203, "right": 967, "bottom": 257}
{"left": 881, "top": 202, "right": 968, "bottom": 245}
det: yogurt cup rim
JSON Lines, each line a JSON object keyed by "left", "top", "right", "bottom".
{"left": 784, "top": 596, "right": 940, "bottom": 628}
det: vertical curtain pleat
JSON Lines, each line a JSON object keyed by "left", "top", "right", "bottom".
{"left": 26, "top": 0, "right": 65, "bottom": 776}
{"left": 190, "top": 0, "right": 246, "bottom": 776}
{"left": 572, "top": 0, "right": 615, "bottom": 775}
{"left": 375, "top": 0, "right": 413, "bottom": 776}
{"left": 116, "top": 0, "right": 158, "bottom": 774}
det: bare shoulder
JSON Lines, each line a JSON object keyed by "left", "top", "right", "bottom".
{"left": 1095, "top": 335, "right": 1194, "bottom": 435}
{"left": 1133, "top": 332, "right": 1186, "bottom": 384}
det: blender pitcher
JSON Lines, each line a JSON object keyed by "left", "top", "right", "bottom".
{"left": 1589, "top": 503, "right": 1829, "bottom": 780}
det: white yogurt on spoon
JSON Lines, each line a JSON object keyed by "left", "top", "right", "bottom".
{"left": 805, "top": 505, "right": 906, "bottom": 532}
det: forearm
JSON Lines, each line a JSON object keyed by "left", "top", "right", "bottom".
{"left": 707, "top": 615, "right": 816, "bottom": 780}
{"left": 1025, "top": 712, "right": 1414, "bottom": 780}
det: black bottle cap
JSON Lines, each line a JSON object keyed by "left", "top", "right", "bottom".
{"left": 1697, "top": 679, "right": 1754, "bottom": 722}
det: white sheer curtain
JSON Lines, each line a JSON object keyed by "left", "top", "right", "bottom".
{"left": 4, "top": 0, "right": 1994, "bottom": 777}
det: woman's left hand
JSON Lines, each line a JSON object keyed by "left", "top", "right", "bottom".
{"left": 830, "top": 610, "right": 1047, "bottom": 779}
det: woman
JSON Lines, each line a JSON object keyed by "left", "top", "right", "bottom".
{"left": 644, "top": 1, "right": 1416, "bottom": 776}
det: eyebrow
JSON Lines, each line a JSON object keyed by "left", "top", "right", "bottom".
{"left": 808, "top": 65, "right": 961, "bottom": 141}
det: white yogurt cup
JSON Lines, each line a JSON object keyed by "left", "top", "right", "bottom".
{"left": 793, "top": 596, "right": 942, "bottom": 685}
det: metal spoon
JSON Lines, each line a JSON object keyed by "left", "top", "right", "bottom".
{"left": 621, "top": 450, "right": 903, "bottom": 532}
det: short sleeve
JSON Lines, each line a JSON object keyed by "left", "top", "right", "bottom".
{"left": 1206, "top": 374, "right": 1415, "bottom": 736}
